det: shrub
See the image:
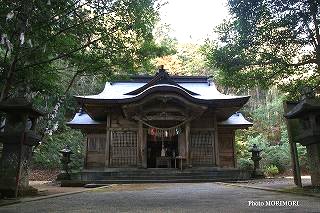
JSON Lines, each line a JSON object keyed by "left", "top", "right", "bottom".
{"left": 261, "top": 143, "right": 291, "bottom": 173}
{"left": 236, "top": 132, "right": 291, "bottom": 174}
{"left": 237, "top": 158, "right": 253, "bottom": 170}
{"left": 264, "top": 165, "right": 279, "bottom": 177}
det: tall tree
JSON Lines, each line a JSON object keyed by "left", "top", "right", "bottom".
{"left": 0, "top": 0, "right": 164, "bottom": 101}
{"left": 204, "top": 0, "right": 320, "bottom": 97}
{"left": 0, "top": 0, "right": 168, "bottom": 134}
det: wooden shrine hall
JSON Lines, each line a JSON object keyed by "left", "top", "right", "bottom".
{"left": 67, "top": 67, "right": 252, "bottom": 182}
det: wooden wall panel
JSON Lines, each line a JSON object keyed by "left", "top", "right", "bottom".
{"left": 218, "top": 129, "right": 235, "bottom": 168}
{"left": 191, "top": 112, "right": 215, "bottom": 129}
{"left": 86, "top": 134, "right": 106, "bottom": 169}
{"left": 111, "top": 114, "right": 138, "bottom": 128}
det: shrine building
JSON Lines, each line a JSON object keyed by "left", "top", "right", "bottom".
{"left": 68, "top": 67, "right": 252, "bottom": 179}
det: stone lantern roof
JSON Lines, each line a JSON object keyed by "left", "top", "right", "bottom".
{"left": 285, "top": 97, "right": 320, "bottom": 119}
{"left": 0, "top": 98, "right": 44, "bottom": 117}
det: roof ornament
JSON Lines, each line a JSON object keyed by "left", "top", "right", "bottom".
{"left": 301, "top": 86, "right": 315, "bottom": 100}
{"left": 78, "top": 107, "right": 85, "bottom": 116}
{"left": 158, "top": 65, "right": 165, "bottom": 72}
{"left": 207, "top": 75, "right": 214, "bottom": 86}
{"left": 157, "top": 65, "right": 169, "bottom": 79}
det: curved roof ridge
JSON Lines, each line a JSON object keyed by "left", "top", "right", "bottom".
{"left": 125, "top": 68, "right": 199, "bottom": 96}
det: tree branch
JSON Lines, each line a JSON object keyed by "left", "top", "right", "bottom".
{"left": 17, "top": 12, "right": 108, "bottom": 62}
{"left": 309, "top": 1, "right": 320, "bottom": 46}
{"left": 300, "top": 13, "right": 317, "bottom": 49}
{"left": 18, "top": 37, "right": 101, "bottom": 71}
{"left": 33, "top": 0, "right": 85, "bottom": 32}
{"left": 286, "top": 59, "right": 318, "bottom": 67}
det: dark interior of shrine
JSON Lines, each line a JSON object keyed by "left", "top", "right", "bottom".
{"left": 147, "top": 135, "right": 178, "bottom": 168}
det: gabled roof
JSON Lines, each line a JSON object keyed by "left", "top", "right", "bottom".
{"left": 74, "top": 68, "right": 250, "bottom": 121}
{"left": 75, "top": 69, "right": 249, "bottom": 105}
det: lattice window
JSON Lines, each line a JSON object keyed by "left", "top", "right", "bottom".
{"left": 110, "top": 131, "right": 137, "bottom": 167}
{"left": 87, "top": 135, "right": 106, "bottom": 153}
{"left": 190, "top": 131, "right": 214, "bottom": 165}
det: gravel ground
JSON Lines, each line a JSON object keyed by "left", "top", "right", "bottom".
{"left": 29, "top": 181, "right": 86, "bottom": 197}
{"left": 29, "top": 169, "right": 60, "bottom": 181}
{"left": 235, "top": 176, "right": 312, "bottom": 189}
{"left": 1, "top": 182, "right": 319, "bottom": 213}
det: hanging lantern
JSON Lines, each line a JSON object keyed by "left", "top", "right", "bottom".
{"left": 165, "top": 130, "right": 168, "bottom": 137}
{"left": 150, "top": 128, "right": 156, "bottom": 136}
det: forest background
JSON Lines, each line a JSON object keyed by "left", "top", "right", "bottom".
{"left": 0, "top": 0, "right": 313, "bottom": 177}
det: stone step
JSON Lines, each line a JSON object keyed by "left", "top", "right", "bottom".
{"left": 80, "top": 170, "right": 243, "bottom": 176}
{"left": 61, "top": 169, "right": 252, "bottom": 186}
{"left": 82, "top": 175, "right": 233, "bottom": 181}
{"left": 61, "top": 178, "right": 247, "bottom": 187}
{"left": 82, "top": 173, "right": 240, "bottom": 180}
{"left": 81, "top": 173, "right": 240, "bottom": 177}
{"left": 79, "top": 171, "right": 251, "bottom": 182}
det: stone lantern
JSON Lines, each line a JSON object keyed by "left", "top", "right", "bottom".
{"left": 58, "top": 145, "right": 73, "bottom": 180}
{"left": 249, "top": 144, "right": 263, "bottom": 178}
{"left": 286, "top": 95, "right": 320, "bottom": 186}
{"left": 0, "top": 98, "right": 44, "bottom": 198}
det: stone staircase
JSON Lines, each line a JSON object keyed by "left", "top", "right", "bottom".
{"left": 61, "top": 168, "right": 252, "bottom": 186}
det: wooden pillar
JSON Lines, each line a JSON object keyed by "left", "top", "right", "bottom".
{"left": 213, "top": 113, "right": 220, "bottom": 167}
{"left": 143, "top": 129, "right": 147, "bottom": 168}
{"left": 105, "top": 114, "right": 111, "bottom": 167}
{"left": 84, "top": 136, "right": 88, "bottom": 169}
{"left": 232, "top": 130, "right": 236, "bottom": 168}
{"left": 283, "top": 102, "right": 302, "bottom": 187}
{"left": 138, "top": 121, "right": 147, "bottom": 168}
{"left": 137, "top": 122, "right": 141, "bottom": 167}
{"left": 185, "top": 122, "right": 190, "bottom": 166}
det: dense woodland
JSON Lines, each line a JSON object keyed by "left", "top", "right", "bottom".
{"left": 1, "top": 0, "right": 316, "bottom": 176}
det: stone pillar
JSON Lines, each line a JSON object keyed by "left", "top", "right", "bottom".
{"left": 306, "top": 144, "right": 320, "bottom": 186}
{"left": 283, "top": 101, "right": 302, "bottom": 187}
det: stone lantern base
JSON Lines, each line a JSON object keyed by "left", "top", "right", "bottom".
{"left": 306, "top": 143, "right": 320, "bottom": 186}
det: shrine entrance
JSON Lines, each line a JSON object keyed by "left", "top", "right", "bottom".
{"left": 122, "top": 92, "right": 208, "bottom": 169}
{"left": 147, "top": 135, "right": 178, "bottom": 168}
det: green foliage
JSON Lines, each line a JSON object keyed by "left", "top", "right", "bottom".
{"left": 261, "top": 141, "right": 290, "bottom": 173}
{"left": 237, "top": 158, "right": 253, "bottom": 170}
{"left": 151, "top": 23, "right": 213, "bottom": 76}
{"left": 203, "top": 0, "right": 320, "bottom": 97}
{"left": 0, "top": 0, "right": 170, "bottom": 103}
{"left": 235, "top": 89, "right": 310, "bottom": 174}
{"left": 0, "top": 1, "right": 175, "bottom": 171}
{"left": 32, "top": 125, "right": 84, "bottom": 170}
{"left": 237, "top": 131, "right": 290, "bottom": 174}
{"left": 264, "top": 165, "right": 279, "bottom": 177}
